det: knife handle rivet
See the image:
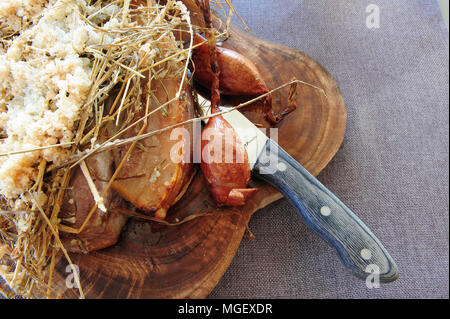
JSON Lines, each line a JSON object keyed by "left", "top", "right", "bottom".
{"left": 361, "top": 248, "right": 372, "bottom": 260}
{"left": 277, "top": 162, "right": 287, "bottom": 172}
{"left": 320, "top": 206, "right": 331, "bottom": 216}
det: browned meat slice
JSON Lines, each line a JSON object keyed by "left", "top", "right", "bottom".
{"left": 112, "top": 78, "right": 195, "bottom": 219}
{"left": 60, "top": 150, "right": 128, "bottom": 253}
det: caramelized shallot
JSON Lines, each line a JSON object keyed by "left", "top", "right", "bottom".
{"left": 199, "top": 0, "right": 257, "bottom": 207}
{"left": 191, "top": 33, "right": 288, "bottom": 124}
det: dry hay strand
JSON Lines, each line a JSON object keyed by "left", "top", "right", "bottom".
{"left": 0, "top": 0, "right": 326, "bottom": 299}
{"left": 0, "top": 0, "right": 197, "bottom": 299}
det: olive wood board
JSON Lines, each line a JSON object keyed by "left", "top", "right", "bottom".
{"left": 47, "top": 24, "right": 347, "bottom": 299}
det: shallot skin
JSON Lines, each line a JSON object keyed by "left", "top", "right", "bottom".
{"left": 201, "top": 114, "right": 257, "bottom": 206}
{"left": 197, "top": 1, "right": 258, "bottom": 208}
{"left": 192, "top": 33, "right": 285, "bottom": 124}
{"left": 192, "top": 34, "right": 268, "bottom": 97}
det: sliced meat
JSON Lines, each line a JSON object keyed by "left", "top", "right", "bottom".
{"left": 60, "top": 150, "right": 128, "bottom": 253}
{"left": 111, "top": 77, "right": 195, "bottom": 219}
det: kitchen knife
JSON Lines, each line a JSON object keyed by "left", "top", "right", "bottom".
{"left": 197, "top": 95, "right": 399, "bottom": 283}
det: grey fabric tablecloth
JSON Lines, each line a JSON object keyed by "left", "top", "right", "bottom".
{"left": 209, "top": 0, "right": 449, "bottom": 299}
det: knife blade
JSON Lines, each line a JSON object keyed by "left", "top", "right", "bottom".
{"left": 197, "top": 94, "right": 399, "bottom": 283}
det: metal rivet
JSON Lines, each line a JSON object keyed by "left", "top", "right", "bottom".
{"left": 320, "top": 206, "right": 331, "bottom": 216}
{"left": 277, "top": 162, "right": 287, "bottom": 172}
{"left": 361, "top": 248, "right": 372, "bottom": 260}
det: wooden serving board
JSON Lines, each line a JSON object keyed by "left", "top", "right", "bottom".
{"left": 48, "top": 25, "right": 347, "bottom": 299}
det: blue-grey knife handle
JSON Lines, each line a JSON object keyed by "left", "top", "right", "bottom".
{"left": 253, "top": 139, "right": 399, "bottom": 283}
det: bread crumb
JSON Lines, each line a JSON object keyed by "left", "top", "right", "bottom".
{"left": 0, "top": 0, "right": 119, "bottom": 198}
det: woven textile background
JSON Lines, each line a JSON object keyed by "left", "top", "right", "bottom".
{"left": 209, "top": 0, "right": 449, "bottom": 299}
{"left": 0, "top": 0, "right": 447, "bottom": 300}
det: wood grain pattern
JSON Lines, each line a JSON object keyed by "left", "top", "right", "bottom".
{"left": 44, "top": 24, "right": 347, "bottom": 299}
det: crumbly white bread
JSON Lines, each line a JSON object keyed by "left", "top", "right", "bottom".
{"left": 0, "top": 0, "right": 120, "bottom": 198}
{"left": 0, "top": 0, "right": 49, "bottom": 36}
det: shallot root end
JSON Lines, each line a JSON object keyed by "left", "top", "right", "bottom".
{"left": 224, "top": 188, "right": 258, "bottom": 207}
